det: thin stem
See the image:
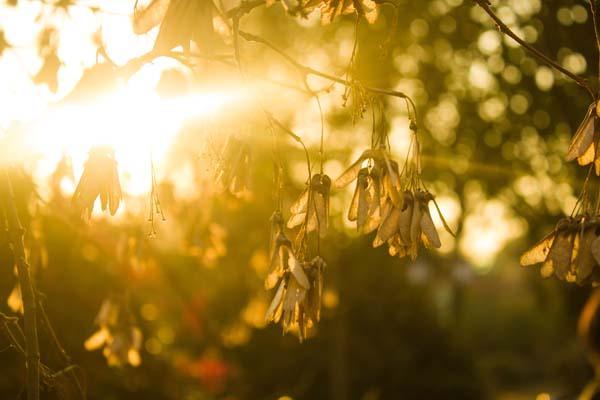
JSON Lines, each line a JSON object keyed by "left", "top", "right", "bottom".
{"left": 37, "top": 297, "right": 86, "bottom": 398}
{"left": 237, "top": 30, "right": 420, "bottom": 114}
{"left": 589, "top": 0, "right": 600, "bottom": 85}
{"left": 0, "top": 170, "right": 40, "bottom": 400}
{"left": 474, "top": 0, "right": 595, "bottom": 100}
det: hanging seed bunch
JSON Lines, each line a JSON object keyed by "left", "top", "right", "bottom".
{"left": 214, "top": 135, "right": 251, "bottom": 197}
{"left": 335, "top": 147, "right": 401, "bottom": 234}
{"left": 267, "top": 209, "right": 325, "bottom": 331}
{"left": 521, "top": 101, "right": 600, "bottom": 285}
{"left": 336, "top": 117, "right": 453, "bottom": 259}
{"left": 520, "top": 165, "right": 600, "bottom": 285}
{"left": 520, "top": 214, "right": 600, "bottom": 285}
{"left": 84, "top": 297, "right": 142, "bottom": 367}
{"left": 375, "top": 127, "right": 454, "bottom": 259}
{"left": 264, "top": 121, "right": 326, "bottom": 340}
{"left": 72, "top": 146, "right": 122, "bottom": 220}
{"left": 287, "top": 173, "right": 331, "bottom": 238}
{"left": 265, "top": 250, "right": 325, "bottom": 341}
{"left": 566, "top": 102, "right": 600, "bottom": 174}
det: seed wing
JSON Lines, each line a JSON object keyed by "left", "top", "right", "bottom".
{"left": 290, "top": 258, "right": 310, "bottom": 289}
{"left": 576, "top": 229, "right": 598, "bottom": 284}
{"left": 567, "top": 104, "right": 595, "bottom": 161}
{"left": 265, "top": 280, "right": 286, "bottom": 322}
{"left": 520, "top": 231, "right": 555, "bottom": 266}
{"left": 373, "top": 206, "right": 400, "bottom": 247}
{"left": 420, "top": 204, "right": 441, "bottom": 249}
{"left": 548, "top": 231, "right": 576, "bottom": 280}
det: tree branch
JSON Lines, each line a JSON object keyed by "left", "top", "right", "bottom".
{"left": 0, "top": 170, "right": 40, "bottom": 400}
{"left": 237, "top": 30, "right": 419, "bottom": 115}
{"left": 589, "top": 0, "right": 600, "bottom": 84}
{"left": 474, "top": 0, "right": 595, "bottom": 100}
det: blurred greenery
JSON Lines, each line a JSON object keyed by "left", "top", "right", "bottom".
{"left": 1, "top": 0, "right": 600, "bottom": 399}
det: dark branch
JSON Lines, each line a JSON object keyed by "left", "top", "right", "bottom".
{"left": 474, "top": 0, "right": 595, "bottom": 100}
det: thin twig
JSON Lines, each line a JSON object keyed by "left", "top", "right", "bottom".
{"left": 474, "top": 0, "right": 595, "bottom": 100}
{"left": 0, "top": 170, "right": 40, "bottom": 400}
{"left": 37, "top": 297, "right": 86, "bottom": 399}
{"left": 589, "top": 0, "right": 600, "bottom": 85}
{"left": 237, "top": 30, "right": 419, "bottom": 117}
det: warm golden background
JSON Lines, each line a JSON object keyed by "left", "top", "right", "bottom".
{"left": 0, "top": 0, "right": 595, "bottom": 399}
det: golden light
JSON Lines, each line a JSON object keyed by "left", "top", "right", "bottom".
{"left": 0, "top": 0, "right": 248, "bottom": 212}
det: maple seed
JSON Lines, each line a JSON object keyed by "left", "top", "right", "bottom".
{"left": 214, "top": 136, "right": 252, "bottom": 197}
{"left": 265, "top": 254, "right": 326, "bottom": 342}
{"left": 287, "top": 173, "right": 331, "bottom": 237}
{"left": 520, "top": 217, "right": 600, "bottom": 285}
{"left": 72, "top": 146, "right": 122, "bottom": 220}
{"left": 566, "top": 103, "right": 600, "bottom": 175}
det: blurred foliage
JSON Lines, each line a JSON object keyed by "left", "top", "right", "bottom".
{"left": 1, "top": 0, "right": 600, "bottom": 399}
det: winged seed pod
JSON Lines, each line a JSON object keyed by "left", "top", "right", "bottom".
{"left": 84, "top": 297, "right": 143, "bottom": 367}
{"left": 265, "top": 230, "right": 295, "bottom": 290}
{"left": 287, "top": 173, "right": 331, "bottom": 237}
{"left": 373, "top": 189, "right": 442, "bottom": 260}
{"left": 347, "top": 167, "right": 382, "bottom": 234}
{"left": 265, "top": 256, "right": 325, "bottom": 341}
{"left": 214, "top": 136, "right": 251, "bottom": 197}
{"left": 72, "top": 146, "right": 122, "bottom": 220}
{"left": 520, "top": 216, "right": 600, "bottom": 285}
{"left": 566, "top": 102, "right": 600, "bottom": 174}
{"left": 336, "top": 148, "right": 402, "bottom": 228}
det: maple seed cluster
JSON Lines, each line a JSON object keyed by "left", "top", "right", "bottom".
{"left": 336, "top": 147, "right": 450, "bottom": 259}
{"left": 522, "top": 102, "right": 600, "bottom": 285}
{"left": 521, "top": 217, "right": 600, "bottom": 285}
{"left": 265, "top": 211, "right": 324, "bottom": 341}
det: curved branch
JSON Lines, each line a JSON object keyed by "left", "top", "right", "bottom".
{"left": 474, "top": 0, "right": 595, "bottom": 100}
{"left": 589, "top": 0, "right": 600, "bottom": 83}
{"left": 237, "top": 30, "right": 418, "bottom": 111}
